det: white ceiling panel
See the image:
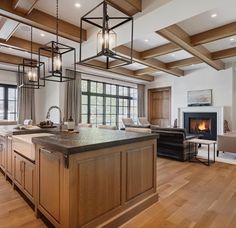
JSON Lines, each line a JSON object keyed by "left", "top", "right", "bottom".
{"left": 155, "top": 50, "right": 193, "bottom": 63}
{"left": 125, "top": 33, "right": 169, "bottom": 52}
{"left": 179, "top": 6, "right": 236, "bottom": 36}
{"left": 204, "top": 36, "right": 236, "bottom": 52}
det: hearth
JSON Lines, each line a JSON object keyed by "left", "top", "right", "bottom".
{"left": 184, "top": 112, "right": 217, "bottom": 140}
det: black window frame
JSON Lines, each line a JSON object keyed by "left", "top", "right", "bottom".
{"left": 0, "top": 84, "right": 17, "bottom": 120}
{"left": 81, "top": 79, "right": 137, "bottom": 127}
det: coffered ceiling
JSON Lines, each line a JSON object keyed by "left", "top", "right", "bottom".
{"left": 0, "top": 0, "right": 236, "bottom": 83}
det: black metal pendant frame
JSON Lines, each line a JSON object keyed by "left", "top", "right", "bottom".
{"left": 79, "top": 1, "right": 134, "bottom": 70}
{"left": 18, "top": 59, "right": 45, "bottom": 89}
{"left": 39, "top": 41, "right": 76, "bottom": 82}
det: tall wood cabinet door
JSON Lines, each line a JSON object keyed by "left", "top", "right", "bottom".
{"left": 39, "top": 149, "right": 62, "bottom": 222}
{"left": 24, "top": 160, "right": 34, "bottom": 198}
{"left": 6, "top": 137, "right": 13, "bottom": 175}
{"left": 13, "top": 153, "right": 24, "bottom": 186}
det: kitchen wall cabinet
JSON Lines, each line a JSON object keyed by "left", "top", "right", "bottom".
{"left": 13, "top": 152, "right": 35, "bottom": 203}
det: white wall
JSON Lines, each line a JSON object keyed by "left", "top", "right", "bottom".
{"left": 35, "top": 81, "right": 62, "bottom": 124}
{"left": 146, "top": 66, "right": 234, "bottom": 129}
{"left": 0, "top": 70, "right": 17, "bottom": 85}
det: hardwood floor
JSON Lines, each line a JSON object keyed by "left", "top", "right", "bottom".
{"left": 122, "top": 158, "right": 236, "bottom": 228}
{"left": 0, "top": 173, "right": 46, "bottom": 228}
{"left": 0, "top": 159, "right": 236, "bottom": 228}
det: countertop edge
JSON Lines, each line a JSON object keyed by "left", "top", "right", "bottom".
{"left": 32, "top": 133, "right": 159, "bottom": 155}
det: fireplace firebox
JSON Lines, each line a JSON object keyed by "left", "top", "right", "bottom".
{"left": 184, "top": 112, "right": 217, "bottom": 140}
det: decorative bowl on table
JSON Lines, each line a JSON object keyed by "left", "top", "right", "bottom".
{"left": 38, "top": 120, "right": 57, "bottom": 128}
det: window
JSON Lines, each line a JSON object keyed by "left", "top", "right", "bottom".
{"left": 81, "top": 80, "right": 137, "bottom": 128}
{"left": 0, "top": 84, "right": 17, "bottom": 120}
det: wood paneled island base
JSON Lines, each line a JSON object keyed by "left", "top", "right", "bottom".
{"left": 33, "top": 129, "right": 159, "bottom": 228}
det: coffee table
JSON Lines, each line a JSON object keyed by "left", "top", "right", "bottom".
{"left": 186, "top": 138, "right": 217, "bottom": 166}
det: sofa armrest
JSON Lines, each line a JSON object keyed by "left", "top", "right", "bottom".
{"left": 186, "top": 134, "right": 197, "bottom": 140}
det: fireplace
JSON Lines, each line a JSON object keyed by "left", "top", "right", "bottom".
{"left": 184, "top": 112, "right": 217, "bottom": 140}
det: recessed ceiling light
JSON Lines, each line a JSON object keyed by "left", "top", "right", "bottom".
{"left": 144, "top": 39, "right": 149, "bottom": 42}
{"left": 230, "top": 38, "right": 235, "bottom": 42}
{"left": 75, "top": 2, "right": 81, "bottom": 8}
{"left": 211, "top": 13, "right": 217, "bottom": 18}
{"left": 40, "top": 33, "right": 45, "bottom": 37}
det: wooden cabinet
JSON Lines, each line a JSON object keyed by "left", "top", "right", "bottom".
{"left": 0, "top": 136, "right": 7, "bottom": 171}
{"left": 36, "top": 140, "right": 158, "bottom": 228}
{"left": 13, "top": 152, "right": 35, "bottom": 202}
{"left": 38, "top": 148, "right": 62, "bottom": 223}
{"left": 6, "top": 136, "right": 13, "bottom": 177}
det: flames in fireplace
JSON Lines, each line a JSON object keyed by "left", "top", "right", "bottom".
{"left": 198, "top": 121, "right": 208, "bottom": 131}
{"left": 190, "top": 119, "right": 211, "bottom": 133}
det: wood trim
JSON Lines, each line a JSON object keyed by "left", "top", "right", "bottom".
{"left": 157, "top": 25, "right": 225, "bottom": 70}
{"left": 191, "top": 22, "right": 236, "bottom": 46}
{"left": 114, "top": 45, "right": 184, "bottom": 77}
{"left": 0, "top": 0, "right": 87, "bottom": 42}
{"left": 106, "top": 0, "right": 142, "bottom": 16}
{"left": 141, "top": 43, "right": 181, "bottom": 59}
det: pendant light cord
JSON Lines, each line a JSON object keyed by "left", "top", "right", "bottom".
{"left": 30, "top": 26, "right": 33, "bottom": 61}
{"left": 56, "top": 0, "right": 59, "bottom": 44}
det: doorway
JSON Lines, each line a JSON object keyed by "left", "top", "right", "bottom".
{"left": 148, "top": 87, "right": 171, "bottom": 127}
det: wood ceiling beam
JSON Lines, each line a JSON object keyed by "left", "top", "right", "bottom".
{"left": 77, "top": 60, "right": 154, "bottom": 82}
{"left": 12, "top": 0, "right": 38, "bottom": 15}
{"left": 141, "top": 43, "right": 181, "bottom": 59}
{"left": 191, "top": 22, "right": 236, "bottom": 46}
{"left": 135, "top": 67, "right": 157, "bottom": 76}
{"left": 114, "top": 45, "right": 184, "bottom": 77}
{"left": 0, "top": 36, "right": 50, "bottom": 57}
{"left": 157, "top": 25, "right": 225, "bottom": 71}
{"left": 212, "top": 47, "right": 236, "bottom": 60}
{"left": 106, "top": 0, "right": 142, "bottom": 16}
{"left": 0, "top": 52, "right": 25, "bottom": 65}
{"left": 0, "top": 0, "right": 86, "bottom": 42}
{"left": 167, "top": 57, "right": 202, "bottom": 69}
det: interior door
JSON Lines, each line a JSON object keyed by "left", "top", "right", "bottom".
{"left": 148, "top": 87, "right": 171, "bottom": 127}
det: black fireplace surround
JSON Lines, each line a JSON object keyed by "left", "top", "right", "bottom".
{"left": 184, "top": 112, "right": 217, "bottom": 140}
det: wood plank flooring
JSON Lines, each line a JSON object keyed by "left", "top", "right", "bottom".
{"left": 0, "top": 158, "right": 236, "bottom": 228}
{"left": 122, "top": 159, "right": 236, "bottom": 228}
{"left": 0, "top": 174, "right": 46, "bottom": 228}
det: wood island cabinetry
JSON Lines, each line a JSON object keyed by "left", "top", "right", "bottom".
{"left": 13, "top": 152, "right": 35, "bottom": 203}
{"left": 35, "top": 137, "right": 158, "bottom": 228}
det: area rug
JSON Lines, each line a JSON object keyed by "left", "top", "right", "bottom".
{"left": 197, "top": 145, "right": 236, "bottom": 165}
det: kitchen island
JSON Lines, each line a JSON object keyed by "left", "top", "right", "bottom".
{"left": 32, "top": 128, "right": 159, "bottom": 228}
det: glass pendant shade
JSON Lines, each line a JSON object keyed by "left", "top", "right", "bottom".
{"left": 97, "top": 30, "right": 117, "bottom": 54}
{"left": 79, "top": 1, "right": 133, "bottom": 69}
{"left": 18, "top": 59, "right": 45, "bottom": 89}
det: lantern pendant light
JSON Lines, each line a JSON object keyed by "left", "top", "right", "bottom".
{"left": 39, "top": 0, "right": 76, "bottom": 82}
{"left": 79, "top": 1, "right": 133, "bottom": 69}
{"left": 18, "top": 26, "right": 45, "bottom": 89}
